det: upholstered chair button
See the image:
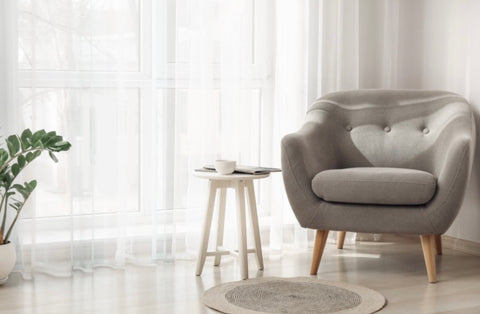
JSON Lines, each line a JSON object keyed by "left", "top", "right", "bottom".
{"left": 345, "top": 125, "right": 352, "bottom": 131}
{"left": 423, "top": 128, "right": 430, "bottom": 134}
{"left": 384, "top": 126, "right": 391, "bottom": 133}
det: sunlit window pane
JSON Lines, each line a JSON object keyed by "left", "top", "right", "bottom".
{"left": 162, "top": 0, "right": 254, "bottom": 64}
{"left": 18, "top": 0, "right": 139, "bottom": 71}
{"left": 19, "top": 88, "right": 140, "bottom": 217}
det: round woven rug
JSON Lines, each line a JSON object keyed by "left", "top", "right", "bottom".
{"left": 203, "top": 277, "right": 386, "bottom": 314}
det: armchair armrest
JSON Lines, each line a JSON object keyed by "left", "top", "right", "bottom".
{"left": 426, "top": 130, "right": 474, "bottom": 234}
{"left": 281, "top": 122, "right": 338, "bottom": 227}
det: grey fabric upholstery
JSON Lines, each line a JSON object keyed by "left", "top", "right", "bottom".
{"left": 281, "top": 90, "right": 475, "bottom": 235}
{"left": 312, "top": 167, "right": 436, "bottom": 205}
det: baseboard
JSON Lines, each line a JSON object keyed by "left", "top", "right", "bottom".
{"left": 356, "top": 233, "right": 480, "bottom": 257}
{"left": 442, "top": 235, "right": 480, "bottom": 257}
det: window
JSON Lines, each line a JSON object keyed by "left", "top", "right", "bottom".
{"left": 17, "top": 0, "right": 273, "bottom": 224}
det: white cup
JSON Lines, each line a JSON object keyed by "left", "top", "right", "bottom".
{"left": 215, "top": 160, "right": 236, "bottom": 174}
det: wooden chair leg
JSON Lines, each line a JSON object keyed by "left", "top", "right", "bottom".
{"left": 311, "top": 230, "right": 329, "bottom": 275}
{"left": 420, "top": 235, "right": 437, "bottom": 283}
{"left": 435, "top": 234, "right": 442, "bottom": 255}
{"left": 337, "top": 231, "right": 346, "bottom": 249}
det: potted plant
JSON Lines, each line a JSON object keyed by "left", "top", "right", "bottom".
{"left": 0, "top": 129, "right": 71, "bottom": 283}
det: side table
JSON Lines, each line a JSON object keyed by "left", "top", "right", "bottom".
{"left": 193, "top": 171, "right": 269, "bottom": 280}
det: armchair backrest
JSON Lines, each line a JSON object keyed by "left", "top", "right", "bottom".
{"left": 307, "top": 90, "right": 474, "bottom": 175}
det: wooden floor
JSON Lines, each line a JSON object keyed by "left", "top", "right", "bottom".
{"left": 1, "top": 236, "right": 480, "bottom": 313}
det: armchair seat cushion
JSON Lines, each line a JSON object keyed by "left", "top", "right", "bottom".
{"left": 312, "top": 167, "right": 437, "bottom": 205}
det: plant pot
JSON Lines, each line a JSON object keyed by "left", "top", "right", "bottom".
{"left": 0, "top": 242, "right": 16, "bottom": 284}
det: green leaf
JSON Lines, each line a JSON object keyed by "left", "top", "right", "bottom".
{"left": 1, "top": 173, "right": 13, "bottom": 188}
{"left": 33, "top": 150, "right": 42, "bottom": 158}
{"left": 26, "top": 152, "right": 34, "bottom": 162}
{"left": 21, "top": 129, "right": 32, "bottom": 142}
{"left": 19, "top": 180, "right": 37, "bottom": 194}
{"left": 28, "top": 180, "right": 37, "bottom": 190}
{"left": 0, "top": 175, "right": 10, "bottom": 189}
{"left": 12, "top": 184, "right": 24, "bottom": 190}
{"left": 45, "top": 135, "right": 62, "bottom": 147}
{"left": 0, "top": 148, "right": 8, "bottom": 164}
{"left": 32, "top": 129, "right": 46, "bottom": 143}
{"left": 6, "top": 135, "right": 20, "bottom": 157}
{"left": 41, "top": 131, "right": 57, "bottom": 145}
{"left": 11, "top": 163, "right": 20, "bottom": 176}
{"left": 11, "top": 202, "right": 22, "bottom": 211}
{"left": 45, "top": 131, "right": 57, "bottom": 137}
{"left": 32, "top": 140, "right": 44, "bottom": 149}
{"left": 20, "top": 129, "right": 32, "bottom": 150}
{"left": 51, "top": 140, "right": 72, "bottom": 152}
{"left": 53, "top": 140, "right": 69, "bottom": 147}
{"left": 20, "top": 138, "right": 28, "bottom": 151}
{"left": 48, "top": 151, "right": 58, "bottom": 163}
{"left": 7, "top": 141, "right": 15, "bottom": 157}
{"left": 12, "top": 184, "right": 28, "bottom": 198}
{"left": 17, "top": 154, "right": 26, "bottom": 168}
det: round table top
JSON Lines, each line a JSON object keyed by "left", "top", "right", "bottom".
{"left": 193, "top": 171, "right": 269, "bottom": 181}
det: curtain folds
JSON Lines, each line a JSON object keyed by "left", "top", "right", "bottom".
{"left": 0, "top": 0, "right": 18, "bottom": 135}
{"left": 2, "top": 0, "right": 480, "bottom": 277}
{"left": 5, "top": 0, "right": 322, "bottom": 277}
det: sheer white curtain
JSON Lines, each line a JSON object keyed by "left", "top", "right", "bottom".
{"left": 4, "top": 0, "right": 480, "bottom": 277}
{"left": 0, "top": 0, "right": 18, "bottom": 134}
{"left": 154, "top": 0, "right": 321, "bottom": 258}
{"left": 13, "top": 0, "right": 149, "bottom": 276}
{"left": 2, "top": 0, "right": 321, "bottom": 277}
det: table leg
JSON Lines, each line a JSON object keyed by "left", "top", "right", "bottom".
{"left": 214, "top": 188, "right": 227, "bottom": 266}
{"left": 235, "top": 181, "right": 248, "bottom": 280}
{"left": 196, "top": 181, "right": 217, "bottom": 276}
{"left": 246, "top": 180, "right": 264, "bottom": 270}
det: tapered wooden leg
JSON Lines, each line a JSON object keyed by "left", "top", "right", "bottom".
{"left": 214, "top": 188, "right": 227, "bottom": 266}
{"left": 196, "top": 181, "right": 218, "bottom": 276}
{"left": 337, "top": 231, "right": 346, "bottom": 249}
{"left": 420, "top": 235, "right": 437, "bottom": 283}
{"left": 311, "top": 230, "right": 329, "bottom": 275}
{"left": 246, "top": 180, "right": 264, "bottom": 270}
{"left": 235, "top": 181, "right": 248, "bottom": 280}
{"left": 435, "top": 234, "right": 442, "bottom": 255}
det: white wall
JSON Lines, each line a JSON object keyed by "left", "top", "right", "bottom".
{"left": 357, "top": 0, "right": 480, "bottom": 243}
{"left": 393, "top": 0, "right": 480, "bottom": 243}
{"left": 447, "top": 25, "right": 480, "bottom": 242}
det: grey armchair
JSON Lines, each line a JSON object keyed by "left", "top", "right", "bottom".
{"left": 281, "top": 90, "right": 475, "bottom": 283}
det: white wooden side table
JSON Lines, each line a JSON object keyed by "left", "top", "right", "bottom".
{"left": 193, "top": 171, "right": 269, "bottom": 280}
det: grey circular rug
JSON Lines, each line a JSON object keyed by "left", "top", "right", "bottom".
{"left": 203, "top": 277, "right": 386, "bottom": 314}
